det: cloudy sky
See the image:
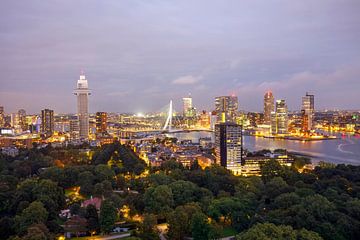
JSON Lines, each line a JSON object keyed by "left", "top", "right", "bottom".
{"left": 1, "top": 0, "right": 360, "bottom": 114}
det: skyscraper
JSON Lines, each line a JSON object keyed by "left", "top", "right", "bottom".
{"left": 41, "top": 108, "right": 54, "bottom": 136}
{"left": 74, "top": 73, "right": 91, "bottom": 139}
{"left": 215, "top": 96, "right": 238, "bottom": 123}
{"left": 264, "top": 91, "right": 274, "bottom": 125}
{"left": 96, "top": 112, "right": 107, "bottom": 134}
{"left": 215, "top": 122, "right": 243, "bottom": 175}
{"left": 271, "top": 100, "right": 288, "bottom": 135}
{"left": 182, "top": 94, "right": 193, "bottom": 117}
{"left": 18, "top": 109, "right": 27, "bottom": 131}
{"left": 302, "top": 92, "right": 315, "bottom": 131}
{"left": 0, "top": 106, "right": 4, "bottom": 127}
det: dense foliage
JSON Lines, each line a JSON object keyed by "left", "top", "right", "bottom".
{"left": 0, "top": 142, "right": 359, "bottom": 240}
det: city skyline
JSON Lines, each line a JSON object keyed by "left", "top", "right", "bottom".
{"left": 1, "top": 1, "right": 360, "bottom": 114}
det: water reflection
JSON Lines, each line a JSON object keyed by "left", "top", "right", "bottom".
{"left": 169, "top": 131, "right": 360, "bottom": 165}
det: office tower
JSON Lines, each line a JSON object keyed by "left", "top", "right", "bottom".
{"left": 18, "top": 109, "right": 27, "bottom": 131}
{"left": 264, "top": 91, "right": 274, "bottom": 125}
{"left": 271, "top": 100, "right": 288, "bottom": 135}
{"left": 70, "top": 119, "right": 80, "bottom": 140}
{"left": 215, "top": 122, "right": 243, "bottom": 174}
{"left": 182, "top": 94, "right": 193, "bottom": 117}
{"left": 210, "top": 111, "right": 218, "bottom": 131}
{"left": 11, "top": 113, "right": 20, "bottom": 129}
{"left": 74, "top": 73, "right": 91, "bottom": 139}
{"left": 199, "top": 111, "right": 210, "bottom": 128}
{"left": 215, "top": 96, "right": 238, "bottom": 123}
{"left": 0, "top": 106, "right": 4, "bottom": 127}
{"left": 302, "top": 92, "right": 315, "bottom": 131}
{"left": 96, "top": 112, "right": 107, "bottom": 133}
{"left": 41, "top": 109, "right": 54, "bottom": 136}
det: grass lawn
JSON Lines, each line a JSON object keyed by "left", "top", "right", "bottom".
{"left": 221, "top": 226, "right": 238, "bottom": 237}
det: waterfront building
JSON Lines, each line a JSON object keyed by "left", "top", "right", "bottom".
{"left": 199, "top": 111, "right": 210, "bottom": 128}
{"left": 215, "top": 95, "right": 238, "bottom": 123}
{"left": 215, "top": 122, "right": 243, "bottom": 175}
{"left": 96, "top": 112, "right": 107, "bottom": 133}
{"left": 210, "top": 111, "right": 218, "bottom": 130}
{"left": 74, "top": 73, "right": 91, "bottom": 139}
{"left": 41, "top": 109, "right": 54, "bottom": 136}
{"left": 271, "top": 100, "right": 288, "bottom": 135}
{"left": 182, "top": 94, "right": 193, "bottom": 117}
{"left": 302, "top": 92, "right": 315, "bottom": 131}
{"left": 264, "top": 91, "right": 274, "bottom": 125}
{"left": 241, "top": 155, "right": 294, "bottom": 176}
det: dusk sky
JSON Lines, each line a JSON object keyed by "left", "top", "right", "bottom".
{"left": 1, "top": 0, "right": 360, "bottom": 114}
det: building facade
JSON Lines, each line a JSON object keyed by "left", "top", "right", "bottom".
{"left": 264, "top": 91, "right": 274, "bottom": 125}
{"left": 41, "top": 109, "right": 54, "bottom": 136}
{"left": 302, "top": 92, "right": 315, "bottom": 131}
{"left": 215, "top": 96, "right": 238, "bottom": 123}
{"left": 74, "top": 74, "right": 91, "bottom": 139}
{"left": 271, "top": 99, "right": 288, "bottom": 135}
{"left": 182, "top": 94, "right": 193, "bottom": 117}
{"left": 215, "top": 122, "right": 243, "bottom": 175}
{"left": 96, "top": 112, "right": 107, "bottom": 133}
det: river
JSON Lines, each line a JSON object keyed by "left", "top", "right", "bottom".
{"left": 169, "top": 131, "right": 360, "bottom": 165}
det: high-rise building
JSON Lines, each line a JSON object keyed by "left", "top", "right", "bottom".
{"left": 264, "top": 91, "right": 274, "bottom": 125}
{"left": 74, "top": 73, "right": 91, "bottom": 139}
{"left": 41, "top": 109, "right": 54, "bottom": 136}
{"left": 18, "top": 109, "right": 27, "bottom": 131}
{"left": 301, "top": 92, "right": 315, "bottom": 131}
{"left": 215, "top": 96, "right": 238, "bottom": 123}
{"left": 182, "top": 94, "right": 193, "bottom": 117}
{"left": 96, "top": 112, "right": 107, "bottom": 133}
{"left": 271, "top": 100, "right": 288, "bottom": 135}
{"left": 0, "top": 106, "right": 4, "bottom": 127}
{"left": 215, "top": 122, "right": 243, "bottom": 175}
{"left": 69, "top": 119, "right": 80, "bottom": 140}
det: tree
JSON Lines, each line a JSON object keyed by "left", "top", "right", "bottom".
{"left": 16, "top": 201, "right": 48, "bottom": 234}
{"left": 99, "top": 200, "right": 117, "bottom": 234}
{"left": 21, "top": 223, "right": 51, "bottom": 240}
{"left": 86, "top": 204, "right": 100, "bottom": 235}
{"left": 138, "top": 213, "right": 158, "bottom": 240}
{"left": 236, "top": 223, "right": 323, "bottom": 240}
{"left": 191, "top": 212, "right": 210, "bottom": 240}
{"left": 169, "top": 180, "right": 198, "bottom": 206}
{"left": 168, "top": 203, "right": 202, "bottom": 240}
{"left": 77, "top": 171, "right": 94, "bottom": 196}
{"left": 260, "top": 159, "right": 285, "bottom": 183}
{"left": 144, "top": 185, "right": 174, "bottom": 217}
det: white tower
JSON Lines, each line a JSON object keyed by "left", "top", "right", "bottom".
{"left": 74, "top": 73, "right": 91, "bottom": 139}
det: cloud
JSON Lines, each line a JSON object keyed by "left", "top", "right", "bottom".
{"left": 172, "top": 75, "right": 203, "bottom": 85}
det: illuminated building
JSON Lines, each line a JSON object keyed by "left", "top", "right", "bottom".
{"left": 264, "top": 91, "right": 274, "bottom": 125}
{"left": 271, "top": 100, "right": 288, "bottom": 135}
{"left": 182, "top": 94, "right": 193, "bottom": 117}
{"left": 74, "top": 73, "right": 91, "bottom": 139}
{"left": 96, "top": 112, "right": 107, "bottom": 133}
{"left": 302, "top": 92, "right": 315, "bottom": 131}
{"left": 10, "top": 113, "right": 22, "bottom": 133}
{"left": 215, "top": 96, "right": 238, "bottom": 123}
{"left": 18, "top": 109, "right": 27, "bottom": 131}
{"left": 0, "top": 106, "right": 4, "bottom": 127}
{"left": 41, "top": 109, "right": 54, "bottom": 136}
{"left": 199, "top": 111, "right": 210, "bottom": 128}
{"left": 215, "top": 122, "right": 243, "bottom": 175}
{"left": 210, "top": 111, "right": 218, "bottom": 130}
{"left": 241, "top": 155, "right": 294, "bottom": 176}
{"left": 69, "top": 119, "right": 79, "bottom": 140}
